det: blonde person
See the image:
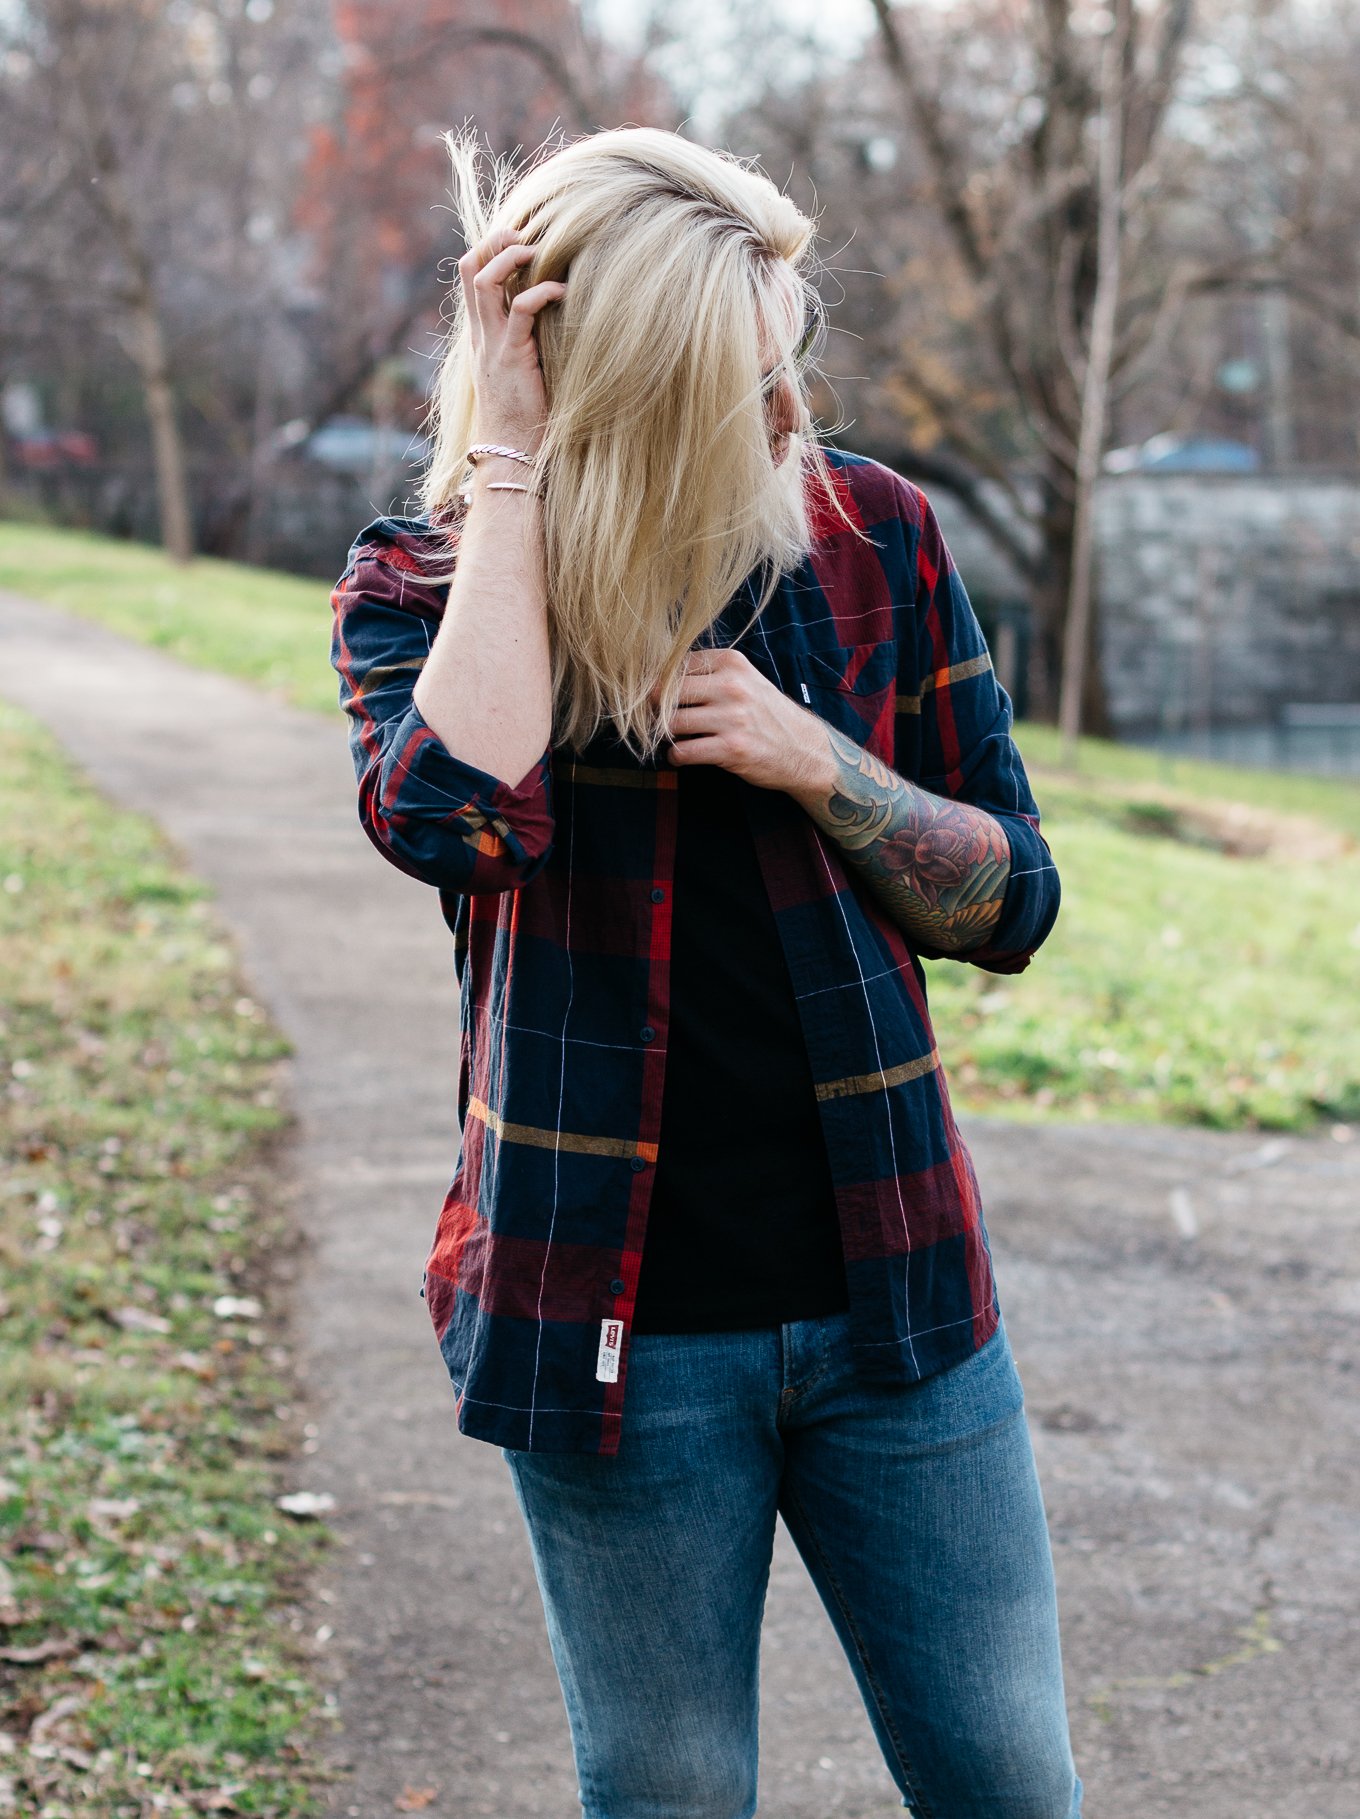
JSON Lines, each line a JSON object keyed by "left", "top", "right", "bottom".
{"left": 330, "top": 125, "right": 1080, "bottom": 1819}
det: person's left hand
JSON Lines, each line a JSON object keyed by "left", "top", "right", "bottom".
{"left": 649, "top": 648, "right": 834, "bottom": 795}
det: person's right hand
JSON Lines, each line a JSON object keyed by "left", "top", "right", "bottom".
{"left": 458, "top": 226, "right": 566, "bottom": 456}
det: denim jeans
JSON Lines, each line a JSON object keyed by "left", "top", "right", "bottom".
{"left": 503, "top": 1307, "right": 1084, "bottom": 1819}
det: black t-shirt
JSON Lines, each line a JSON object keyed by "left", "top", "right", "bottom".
{"left": 630, "top": 757, "right": 851, "bottom": 1334}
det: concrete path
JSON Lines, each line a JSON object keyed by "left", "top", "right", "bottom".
{"left": 2, "top": 587, "right": 1357, "bottom": 1819}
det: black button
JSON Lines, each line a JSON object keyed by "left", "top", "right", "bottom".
{"left": 650, "top": 887, "right": 665, "bottom": 902}
{"left": 640, "top": 1025, "right": 655, "bottom": 1043}
{"left": 610, "top": 1278, "right": 626, "bottom": 1296}
{"left": 630, "top": 1156, "right": 647, "bottom": 1172}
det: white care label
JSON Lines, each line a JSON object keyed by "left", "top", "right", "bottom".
{"left": 596, "top": 1317, "right": 624, "bottom": 1383}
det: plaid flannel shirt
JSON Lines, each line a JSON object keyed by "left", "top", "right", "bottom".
{"left": 330, "top": 447, "right": 1060, "bottom": 1455}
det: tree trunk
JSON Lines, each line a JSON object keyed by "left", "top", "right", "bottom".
{"left": 124, "top": 291, "right": 194, "bottom": 564}
{"left": 1027, "top": 467, "right": 1076, "bottom": 724}
{"left": 1058, "top": 8, "right": 1127, "bottom": 767}
{"left": 74, "top": 91, "right": 195, "bottom": 564}
{"left": 1081, "top": 577, "right": 1113, "bottom": 736}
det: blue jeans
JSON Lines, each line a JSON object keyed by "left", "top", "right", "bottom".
{"left": 503, "top": 1308, "right": 1083, "bottom": 1819}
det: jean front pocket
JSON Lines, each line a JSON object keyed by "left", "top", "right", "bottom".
{"left": 916, "top": 1316, "right": 1024, "bottom": 1454}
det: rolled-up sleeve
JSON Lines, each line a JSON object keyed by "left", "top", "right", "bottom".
{"left": 897, "top": 482, "right": 1060, "bottom": 975}
{"left": 329, "top": 517, "right": 555, "bottom": 894}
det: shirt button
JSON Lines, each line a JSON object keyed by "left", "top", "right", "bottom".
{"left": 651, "top": 887, "right": 665, "bottom": 902}
{"left": 640, "top": 1025, "right": 655, "bottom": 1043}
{"left": 630, "top": 1156, "right": 647, "bottom": 1172}
{"left": 610, "top": 1278, "right": 626, "bottom": 1296}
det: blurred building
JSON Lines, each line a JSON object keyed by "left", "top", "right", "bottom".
{"left": 924, "top": 466, "right": 1360, "bottom": 771}
{"left": 1094, "top": 469, "right": 1360, "bottom": 770}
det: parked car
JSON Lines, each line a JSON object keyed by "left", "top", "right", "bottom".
{"left": 1103, "top": 433, "right": 1260, "bottom": 474}
{"left": 300, "top": 415, "right": 429, "bottom": 475}
{"left": 11, "top": 429, "right": 99, "bottom": 468}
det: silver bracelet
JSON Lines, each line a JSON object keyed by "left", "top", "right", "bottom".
{"left": 457, "top": 478, "right": 538, "bottom": 503}
{"left": 466, "top": 442, "right": 536, "bottom": 469}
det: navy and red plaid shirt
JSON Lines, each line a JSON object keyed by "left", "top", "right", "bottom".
{"left": 330, "top": 447, "right": 1060, "bottom": 1455}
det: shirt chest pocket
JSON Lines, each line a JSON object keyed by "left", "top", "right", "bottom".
{"left": 793, "top": 638, "right": 898, "bottom": 751}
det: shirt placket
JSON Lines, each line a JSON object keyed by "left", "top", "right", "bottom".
{"left": 595, "top": 760, "right": 679, "bottom": 1448}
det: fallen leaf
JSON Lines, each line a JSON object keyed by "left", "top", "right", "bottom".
{"left": 395, "top": 1787, "right": 439, "bottom": 1811}
{"left": 87, "top": 1498, "right": 140, "bottom": 1527}
{"left": 0, "top": 1636, "right": 80, "bottom": 1664}
{"left": 275, "top": 1492, "right": 335, "bottom": 1519}
{"left": 192, "top": 1785, "right": 246, "bottom": 1812}
{"left": 28, "top": 1692, "right": 87, "bottom": 1750}
{"left": 212, "top": 1296, "right": 262, "bottom": 1320}
{"left": 112, "top": 1307, "right": 171, "bottom": 1334}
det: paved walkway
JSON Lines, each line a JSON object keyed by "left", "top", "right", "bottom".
{"left": 2, "top": 587, "right": 1357, "bottom": 1819}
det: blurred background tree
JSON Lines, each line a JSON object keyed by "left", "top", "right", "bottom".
{"left": 2, "top": 0, "right": 1357, "bottom": 732}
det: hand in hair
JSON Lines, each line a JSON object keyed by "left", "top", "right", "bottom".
{"left": 457, "top": 226, "right": 566, "bottom": 455}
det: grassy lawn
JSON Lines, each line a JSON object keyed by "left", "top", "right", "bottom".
{"left": 0, "top": 521, "right": 339, "bottom": 718}
{"left": 0, "top": 697, "right": 333, "bottom": 1816}
{"left": 928, "top": 753, "right": 1359, "bottom": 1129}
{"left": 3, "top": 519, "right": 1358, "bottom": 1134}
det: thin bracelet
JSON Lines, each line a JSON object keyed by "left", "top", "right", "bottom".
{"left": 457, "top": 479, "right": 539, "bottom": 503}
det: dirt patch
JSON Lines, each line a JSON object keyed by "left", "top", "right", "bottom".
{"left": 1035, "top": 772, "right": 1358, "bottom": 861}
{"left": 1128, "top": 790, "right": 1355, "bottom": 860}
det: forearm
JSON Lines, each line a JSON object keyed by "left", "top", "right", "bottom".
{"left": 411, "top": 461, "right": 553, "bottom": 791}
{"left": 785, "top": 719, "right": 1012, "bottom": 953}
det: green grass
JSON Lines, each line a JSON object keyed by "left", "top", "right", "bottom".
{"left": 3, "top": 519, "right": 1359, "bottom": 1133}
{"left": 0, "top": 697, "right": 334, "bottom": 1816}
{"left": 925, "top": 757, "right": 1360, "bottom": 1129}
{"left": 0, "top": 521, "right": 338, "bottom": 716}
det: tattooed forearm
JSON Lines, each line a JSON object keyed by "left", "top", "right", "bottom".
{"left": 788, "top": 723, "right": 1012, "bottom": 952}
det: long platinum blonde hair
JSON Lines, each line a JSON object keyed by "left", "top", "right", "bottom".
{"left": 418, "top": 124, "right": 866, "bottom": 763}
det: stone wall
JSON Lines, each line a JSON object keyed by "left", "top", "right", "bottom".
{"left": 1093, "top": 472, "right": 1360, "bottom": 736}
{"left": 926, "top": 471, "right": 1360, "bottom": 737}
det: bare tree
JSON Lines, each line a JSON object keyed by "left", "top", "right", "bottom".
{"left": 709, "top": 0, "right": 1357, "bottom": 732}
{"left": 1058, "top": 0, "right": 1129, "bottom": 763}
{"left": 860, "top": 0, "right": 1202, "bottom": 729}
{"left": 0, "top": 0, "right": 329, "bottom": 562}
{"left": 6, "top": 1, "right": 199, "bottom": 558}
